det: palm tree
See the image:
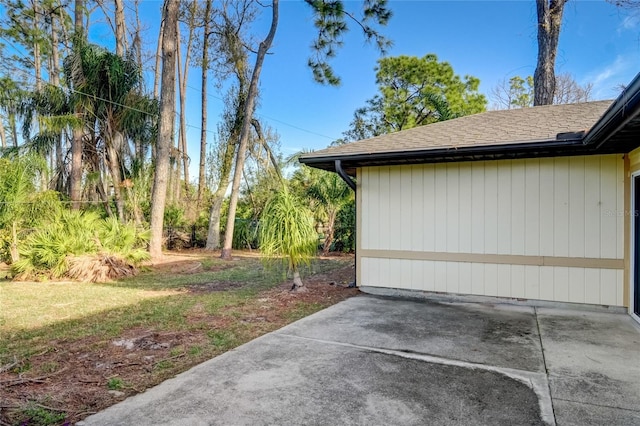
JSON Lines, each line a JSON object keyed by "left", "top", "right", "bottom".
{"left": 305, "top": 169, "right": 352, "bottom": 255}
{"left": 64, "top": 40, "right": 156, "bottom": 222}
{"left": 0, "top": 153, "right": 48, "bottom": 263}
{"left": 259, "top": 185, "right": 317, "bottom": 292}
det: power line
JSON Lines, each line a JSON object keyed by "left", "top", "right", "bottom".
{"left": 185, "top": 85, "right": 340, "bottom": 141}
{"left": 0, "top": 35, "right": 340, "bottom": 143}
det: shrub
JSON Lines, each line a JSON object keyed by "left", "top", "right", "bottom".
{"left": 232, "top": 219, "right": 259, "bottom": 250}
{"left": 333, "top": 200, "right": 355, "bottom": 252}
{"left": 11, "top": 210, "right": 149, "bottom": 282}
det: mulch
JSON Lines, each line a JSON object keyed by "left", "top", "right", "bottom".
{"left": 0, "top": 262, "right": 358, "bottom": 426}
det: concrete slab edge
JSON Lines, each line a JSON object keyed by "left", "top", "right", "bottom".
{"left": 360, "top": 286, "right": 628, "bottom": 315}
{"left": 277, "top": 333, "right": 556, "bottom": 426}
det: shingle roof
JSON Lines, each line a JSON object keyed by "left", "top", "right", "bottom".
{"left": 300, "top": 100, "right": 613, "bottom": 159}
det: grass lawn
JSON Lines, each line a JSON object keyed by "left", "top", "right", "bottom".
{"left": 0, "top": 252, "right": 357, "bottom": 425}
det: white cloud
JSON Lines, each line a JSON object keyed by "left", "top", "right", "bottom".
{"left": 583, "top": 55, "right": 638, "bottom": 99}
{"left": 620, "top": 14, "right": 640, "bottom": 32}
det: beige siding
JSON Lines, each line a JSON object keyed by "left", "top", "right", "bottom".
{"left": 359, "top": 155, "right": 625, "bottom": 306}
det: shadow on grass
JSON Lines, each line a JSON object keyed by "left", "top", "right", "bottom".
{"left": 101, "top": 257, "right": 350, "bottom": 292}
{"left": 0, "top": 257, "right": 351, "bottom": 360}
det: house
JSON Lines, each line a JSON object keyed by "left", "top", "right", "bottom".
{"left": 299, "top": 72, "right": 640, "bottom": 320}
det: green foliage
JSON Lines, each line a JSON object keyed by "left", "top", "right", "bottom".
{"left": 11, "top": 210, "right": 149, "bottom": 280}
{"left": 232, "top": 219, "right": 259, "bottom": 250}
{"left": 0, "top": 155, "right": 59, "bottom": 263}
{"left": 164, "top": 204, "right": 186, "bottom": 228}
{"left": 259, "top": 186, "right": 317, "bottom": 272}
{"left": 509, "top": 76, "right": 535, "bottom": 108}
{"left": 343, "top": 54, "right": 487, "bottom": 140}
{"left": 289, "top": 164, "right": 354, "bottom": 253}
{"left": 305, "top": 0, "right": 392, "bottom": 85}
{"left": 107, "top": 377, "right": 125, "bottom": 390}
{"left": 19, "top": 403, "right": 66, "bottom": 426}
{"left": 334, "top": 199, "right": 355, "bottom": 252}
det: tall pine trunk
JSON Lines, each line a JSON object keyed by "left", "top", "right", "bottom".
{"left": 197, "top": 0, "right": 212, "bottom": 208}
{"left": 177, "top": 9, "right": 195, "bottom": 198}
{"left": 115, "top": 0, "right": 126, "bottom": 56}
{"left": 149, "top": 0, "right": 179, "bottom": 260}
{"left": 153, "top": 20, "right": 164, "bottom": 101}
{"left": 32, "top": 0, "right": 42, "bottom": 92}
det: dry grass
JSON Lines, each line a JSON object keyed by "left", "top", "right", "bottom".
{"left": 66, "top": 253, "right": 139, "bottom": 283}
{"left": 0, "top": 252, "right": 357, "bottom": 426}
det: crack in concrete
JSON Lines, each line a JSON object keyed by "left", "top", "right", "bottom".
{"left": 535, "top": 306, "right": 557, "bottom": 426}
{"left": 277, "top": 332, "right": 556, "bottom": 426}
{"left": 552, "top": 397, "right": 640, "bottom": 413}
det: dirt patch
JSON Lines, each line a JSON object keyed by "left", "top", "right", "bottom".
{"left": 187, "top": 281, "right": 245, "bottom": 292}
{"left": 0, "top": 262, "right": 358, "bottom": 425}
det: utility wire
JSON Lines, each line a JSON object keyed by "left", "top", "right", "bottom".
{"left": 0, "top": 35, "right": 340, "bottom": 142}
{"left": 183, "top": 83, "right": 338, "bottom": 140}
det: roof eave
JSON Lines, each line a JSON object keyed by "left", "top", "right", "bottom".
{"left": 299, "top": 138, "right": 595, "bottom": 173}
{"left": 584, "top": 71, "right": 640, "bottom": 148}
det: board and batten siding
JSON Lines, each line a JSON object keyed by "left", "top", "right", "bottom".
{"left": 358, "top": 155, "right": 625, "bottom": 306}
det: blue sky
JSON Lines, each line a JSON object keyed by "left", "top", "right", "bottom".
{"left": 97, "top": 1, "right": 640, "bottom": 173}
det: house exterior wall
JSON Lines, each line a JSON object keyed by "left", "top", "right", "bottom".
{"left": 356, "top": 155, "right": 626, "bottom": 306}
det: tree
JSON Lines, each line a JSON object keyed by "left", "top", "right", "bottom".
{"left": 197, "top": 0, "right": 213, "bottom": 208}
{"left": 220, "top": 0, "right": 279, "bottom": 260}
{"left": 492, "top": 76, "right": 534, "bottom": 109}
{"left": 70, "top": 0, "right": 84, "bottom": 210}
{"left": 259, "top": 185, "right": 317, "bottom": 291}
{"left": 149, "top": 0, "right": 179, "bottom": 260}
{"left": 492, "top": 73, "right": 591, "bottom": 109}
{"left": 534, "top": 0, "right": 568, "bottom": 106}
{"left": 64, "top": 41, "right": 150, "bottom": 222}
{"left": 0, "top": 153, "right": 50, "bottom": 263}
{"left": 201, "top": 0, "right": 257, "bottom": 250}
{"left": 173, "top": 1, "right": 198, "bottom": 205}
{"left": 221, "top": 0, "right": 392, "bottom": 258}
{"left": 554, "top": 72, "right": 592, "bottom": 104}
{"left": 343, "top": 54, "right": 486, "bottom": 140}
{"left": 294, "top": 166, "right": 351, "bottom": 255}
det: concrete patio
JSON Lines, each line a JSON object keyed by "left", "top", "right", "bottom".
{"left": 79, "top": 295, "right": 640, "bottom": 425}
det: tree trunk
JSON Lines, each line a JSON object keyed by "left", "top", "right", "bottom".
{"left": 177, "top": 10, "right": 194, "bottom": 197}
{"left": 172, "top": 23, "right": 182, "bottom": 205}
{"left": 221, "top": 0, "right": 279, "bottom": 260}
{"left": 132, "top": 0, "right": 145, "bottom": 163}
{"left": 149, "top": 0, "right": 179, "bottom": 260}
{"left": 70, "top": 0, "right": 85, "bottom": 211}
{"left": 251, "top": 118, "right": 281, "bottom": 177}
{"left": 197, "top": 0, "right": 212, "bottom": 208}
{"left": 70, "top": 125, "right": 84, "bottom": 210}
{"left": 32, "top": 0, "right": 42, "bottom": 92}
{"left": 322, "top": 209, "right": 337, "bottom": 255}
{"left": 534, "top": 0, "right": 566, "bottom": 106}
{"left": 205, "top": 194, "right": 225, "bottom": 249}
{"left": 9, "top": 115, "right": 17, "bottom": 148}
{"left": 291, "top": 268, "right": 307, "bottom": 292}
{"left": 50, "top": 13, "right": 64, "bottom": 192}
{"left": 115, "top": 0, "right": 126, "bottom": 56}
{"left": 106, "top": 131, "right": 125, "bottom": 222}
{"left": 204, "top": 102, "right": 240, "bottom": 250}
{"left": 153, "top": 18, "right": 164, "bottom": 100}
{"left": 0, "top": 118, "right": 6, "bottom": 148}
{"left": 10, "top": 221, "right": 19, "bottom": 263}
